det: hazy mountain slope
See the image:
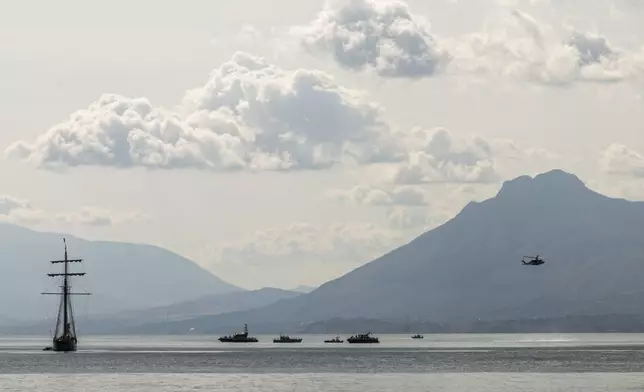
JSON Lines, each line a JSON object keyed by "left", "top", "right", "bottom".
{"left": 292, "top": 285, "right": 317, "bottom": 293}
{"left": 0, "top": 223, "right": 240, "bottom": 320}
{"left": 3, "top": 287, "right": 300, "bottom": 334}
{"left": 169, "top": 169, "right": 644, "bottom": 330}
{"left": 111, "top": 287, "right": 302, "bottom": 322}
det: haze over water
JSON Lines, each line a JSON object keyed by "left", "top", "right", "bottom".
{"left": 3, "top": 334, "right": 644, "bottom": 391}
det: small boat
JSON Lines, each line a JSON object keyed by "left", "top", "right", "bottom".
{"left": 273, "top": 334, "right": 302, "bottom": 343}
{"left": 218, "top": 324, "right": 258, "bottom": 343}
{"left": 324, "top": 336, "right": 344, "bottom": 343}
{"left": 347, "top": 332, "right": 379, "bottom": 344}
{"left": 411, "top": 334, "right": 424, "bottom": 339}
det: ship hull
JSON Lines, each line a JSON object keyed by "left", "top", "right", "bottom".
{"left": 347, "top": 339, "right": 379, "bottom": 344}
{"left": 273, "top": 339, "right": 302, "bottom": 343}
{"left": 52, "top": 339, "right": 77, "bottom": 352}
{"left": 218, "top": 338, "right": 258, "bottom": 343}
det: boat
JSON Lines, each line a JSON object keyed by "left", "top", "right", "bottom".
{"left": 324, "top": 336, "right": 344, "bottom": 343}
{"left": 411, "top": 333, "right": 424, "bottom": 339}
{"left": 273, "top": 334, "right": 302, "bottom": 343}
{"left": 347, "top": 332, "right": 379, "bottom": 344}
{"left": 41, "top": 238, "right": 91, "bottom": 352}
{"left": 218, "top": 324, "right": 258, "bottom": 343}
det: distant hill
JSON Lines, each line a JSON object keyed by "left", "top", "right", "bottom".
{"left": 292, "top": 285, "right": 317, "bottom": 293}
{"left": 0, "top": 223, "right": 240, "bottom": 321}
{"left": 156, "top": 169, "right": 644, "bottom": 332}
{"left": 118, "top": 287, "right": 302, "bottom": 321}
{"left": 2, "top": 287, "right": 300, "bottom": 334}
{"left": 293, "top": 314, "right": 644, "bottom": 334}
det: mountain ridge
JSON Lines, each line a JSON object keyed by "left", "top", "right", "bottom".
{"left": 0, "top": 222, "right": 241, "bottom": 321}
{"left": 139, "top": 169, "right": 644, "bottom": 331}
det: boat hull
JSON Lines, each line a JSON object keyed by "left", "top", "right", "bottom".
{"left": 347, "top": 339, "right": 379, "bottom": 344}
{"left": 218, "top": 338, "right": 258, "bottom": 343}
{"left": 273, "top": 339, "right": 302, "bottom": 343}
{"left": 52, "top": 338, "right": 77, "bottom": 352}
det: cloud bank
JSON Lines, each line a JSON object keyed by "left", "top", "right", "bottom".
{"left": 0, "top": 196, "right": 45, "bottom": 224}
{"left": 208, "top": 222, "right": 405, "bottom": 287}
{"left": 450, "top": 9, "right": 644, "bottom": 85}
{"left": 294, "top": 1, "right": 644, "bottom": 85}
{"left": 0, "top": 196, "right": 145, "bottom": 226}
{"left": 326, "top": 184, "right": 427, "bottom": 206}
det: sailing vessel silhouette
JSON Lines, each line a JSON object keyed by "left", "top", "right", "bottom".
{"left": 42, "top": 238, "right": 91, "bottom": 352}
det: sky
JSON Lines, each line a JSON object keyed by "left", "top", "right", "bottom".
{"left": 1, "top": 0, "right": 643, "bottom": 290}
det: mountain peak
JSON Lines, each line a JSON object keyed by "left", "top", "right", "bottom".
{"left": 496, "top": 169, "right": 587, "bottom": 200}
{"left": 533, "top": 169, "right": 585, "bottom": 186}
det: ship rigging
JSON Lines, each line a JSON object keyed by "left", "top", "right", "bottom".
{"left": 41, "top": 238, "right": 91, "bottom": 352}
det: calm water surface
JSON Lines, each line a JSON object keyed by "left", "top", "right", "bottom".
{"left": 1, "top": 334, "right": 644, "bottom": 391}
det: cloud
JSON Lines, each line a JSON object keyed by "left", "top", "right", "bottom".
{"left": 55, "top": 207, "right": 148, "bottom": 227}
{"left": 390, "top": 128, "right": 501, "bottom": 184}
{"left": 294, "top": 0, "right": 450, "bottom": 78}
{"left": 7, "top": 52, "right": 401, "bottom": 172}
{"left": 0, "top": 196, "right": 46, "bottom": 224}
{"left": 6, "top": 95, "right": 247, "bottom": 171}
{"left": 293, "top": 2, "right": 643, "bottom": 85}
{"left": 599, "top": 144, "right": 644, "bottom": 178}
{"left": 207, "top": 222, "right": 406, "bottom": 288}
{"left": 386, "top": 207, "right": 431, "bottom": 230}
{"left": 0, "top": 196, "right": 145, "bottom": 227}
{"left": 326, "top": 184, "right": 427, "bottom": 206}
{"left": 451, "top": 9, "right": 644, "bottom": 85}
{"left": 235, "top": 24, "right": 261, "bottom": 44}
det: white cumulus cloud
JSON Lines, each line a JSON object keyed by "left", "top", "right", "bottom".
{"left": 390, "top": 128, "right": 501, "bottom": 184}
{"left": 7, "top": 52, "right": 401, "bottom": 172}
{"left": 294, "top": 0, "right": 450, "bottom": 78}
{"left": 326, "top": 184, "right": 427, "bottom": 206}
{"left": 451, "top": 9, "right": 644, "bottom": 85}
{"left": 0, "top": 196, "right": 46, "bottom": 224}
{"left": 600, "top": 143, "right": 644, "bottom": 178}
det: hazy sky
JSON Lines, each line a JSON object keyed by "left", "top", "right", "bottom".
{"left": 1, "top": 0, "right": 643, "bottom": 290}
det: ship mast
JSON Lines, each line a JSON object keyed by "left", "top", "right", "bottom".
{"left": 42, "top": 238, "right": 91, "bottom": 345}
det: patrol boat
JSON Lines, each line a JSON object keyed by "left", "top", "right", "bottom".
{"left": 273, "top": 334, "right": 302, "bottom": 343}
{"left": 347, "top": 332, "right": 379, "bottom": 343}
{"left": 218, "top": 324, "right": 258, "bottom": 343}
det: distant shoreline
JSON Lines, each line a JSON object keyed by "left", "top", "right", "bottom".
{"left": 3, "top": 313, "right": 644, "bottom": 335}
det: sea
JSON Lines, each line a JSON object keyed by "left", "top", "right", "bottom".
{"left": 2, "top": 334, "right": 644, "bottom": 391}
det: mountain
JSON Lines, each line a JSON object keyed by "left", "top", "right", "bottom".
{"left": 162, "top": 169, "right": 644, "bottom": 332}
{"left": 292, "top": 285, "right": 317, "bottom": 293}
{"left": 119, "top": 287, "right": 302, "bottom": 321}
{"left": 0, "top": 223, "right": 240, "bottom": 321}
{"left": 111, "top": 287, "right": 302, "bottom": 334}
{"left": 3, "top": 287, "right": 300, "bottom": 334}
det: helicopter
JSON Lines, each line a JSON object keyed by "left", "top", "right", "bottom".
{"left": 521, "top": 255, "right": 545, "bottom": 266}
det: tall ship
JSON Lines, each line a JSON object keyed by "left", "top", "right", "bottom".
{"left": 218, "top": 324, "right": 258, "bottom": 343}
{"left": 347, "top": 332, "right": 379, "bottom": 344}
{"left": 42, "top": 238, "right": 91, "bottom": 352}
{"left": 273, "top": 334, "right": 302, "bottom": 343}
